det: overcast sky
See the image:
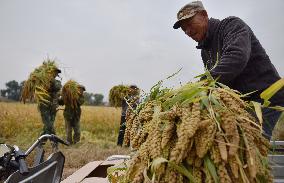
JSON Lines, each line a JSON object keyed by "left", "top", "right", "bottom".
{"left": 0, "top": 0, "right": 283, "bottom": 101}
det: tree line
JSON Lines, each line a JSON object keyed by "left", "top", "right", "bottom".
{"left": 0, "top": 80, "right": 104, "bottom": 106}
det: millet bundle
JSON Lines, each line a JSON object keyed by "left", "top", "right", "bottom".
{"left": 62, "top": 80, "right": 83, "bottom": 109}
{"left": 109, "top": 85, "right": 137, "bottom": 107}
{"left": 21, "top": 59, "right": 60, "bottom": 105}
{"left": 108, "top": 77, "right": 272, "bottom": 183}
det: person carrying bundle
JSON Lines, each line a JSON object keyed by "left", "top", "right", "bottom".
{"left": 38, "top": 71, "right": 62, "bottom": 135}
{"left": 61, "top": 80, "right": 85, "bottom": 144}
{"left": 117, "top": 85, "right": 140, "bottom": 146}
{"left": 21, "top": 60, "right": 62, "bottom": 135}
{"left": 173, "top": 1, "right": 284, "bottom": 139}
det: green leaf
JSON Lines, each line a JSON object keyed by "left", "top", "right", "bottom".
{"left": 260, "top": 78, "right": 284, "bottom": 105}
{"left": 151, "top": 158, "right": 196, "bottom": 183}
{"left": 263, "top": 100, "right": 271, "bottom": 107}
{"left": 168, "top": 161, "right": 196, "bottom": 183}
{"left": 216, "top": 82, "right": 230, "bottom": 89}
{"left": 162, "top": 86, "right": 203, "bottom": 110}
{"left": 194, "top": 72, "right": 207, "bottom": 79}
{"left": 240, "top": 90, "right": 258, "bottom": 98}
{"left": 208, "top": 94, "right": 222, "bottom": 108}
{"left": 268, "top": 106, "right": 284, "bottom": 112}
{"left": 204, "top": 155, "right": 220, "bottom": 183}
{"left": 201, "top": 95, "right": 209, "bottom": 109}
{"left": 166, "top": 68, "right": 182, "bottom": 79}
{"left": 181, "top": 96, "right": 204, "bottom": 107}
{"left": 251, "top": 101, "right": 263, "bottom": 125}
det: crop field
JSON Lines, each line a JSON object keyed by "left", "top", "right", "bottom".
{"left": 0, "top": 102, "right": 130, "bottom": 179}
{"left": 0, "top": 100, "right": 283, "bottom": 181}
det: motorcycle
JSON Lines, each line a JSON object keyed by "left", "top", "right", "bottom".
{"left": 0, "top": 134, "right": 69, "bottom": 183}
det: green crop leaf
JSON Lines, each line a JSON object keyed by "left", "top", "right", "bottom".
{"left": 204, "top": 155, "right": 220, "bottom": 183}
{"left": 151, "top": 158, "right": 195, "bottom": 183}
{"left": 168, "top": 161, "right": 195, "bottom": 183}
{"left": 251, "top": 101, "right": 263, "bottom": 125}
{"left": 260, "top": 78, "right": 284, "bottom": 106}
{"left": 268, "top": 106, "right": 284, "bottom": 112}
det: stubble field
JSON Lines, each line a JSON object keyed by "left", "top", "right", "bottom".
{"left": 0, "top": 102, "right": 130, "bottom": 179}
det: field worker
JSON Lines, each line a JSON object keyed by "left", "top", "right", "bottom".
{"left": 63, "top": 85, "right": 85, "bottom": 144}
{"left": 117, "top": 85, "right": 140, "bottom": 146}
{"left": 39, "top": 69, "right": 62, "bottom": 135}
{"left": 173, "top": 1, "right": 284, "bottom": 139}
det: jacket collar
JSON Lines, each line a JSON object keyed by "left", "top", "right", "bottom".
{"left": 196, "top": 18, "right": 220, "bottom": 49}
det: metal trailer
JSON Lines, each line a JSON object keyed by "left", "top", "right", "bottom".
{"left": 270, "top": 141, "right": 284, "bottom": 183}
{"left": 62, "top": 142, "right": 284, "bottom": 183}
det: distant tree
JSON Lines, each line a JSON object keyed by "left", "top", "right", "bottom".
{"left": 93, "top": 93, "right": 104, "bottom": 106}
{"left": 0, "top": 89, "right": 6, "bottom": 97}
{"left": 83, "top": 92, "right": 95, "bottom": 105}
{"left": 83, "top": 92, "right": 104, "bottom": 106}
{"left": 0, "top": 80, "right": 24, "bottom": 101}
{"left": 20, "top": 81, "right": 25, "bottom": 90}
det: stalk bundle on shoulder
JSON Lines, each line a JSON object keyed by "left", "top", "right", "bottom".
{"left": 21, "top": 59, "right": 60, "bottom": 105}
{"left": 62, "top": 80, "right": 82, "bottom": 109}
{"left": 109, "top": 85, "right": 130, "bottom": 107}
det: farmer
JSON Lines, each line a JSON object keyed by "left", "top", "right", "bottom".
{"left": 63, "top": 85, "right": 85, "bottom": 144}
{"left": 173, "top": 1, "right": 284, "bottom": 139}
{"left": 38, "top": 69, "right": 62, "bottom": 135}
{"left": 117, "top": 85, "right": 140, "bottom": 146}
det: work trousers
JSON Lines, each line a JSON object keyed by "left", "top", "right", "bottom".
{"left": 64, "top": 113, "right": 81, "bottom": 144}
{"left": 117, "top": 115, "right": 126, "bottom": 146}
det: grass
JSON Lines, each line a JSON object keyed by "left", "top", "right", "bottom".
{"left": 0, "top": 102, "right": 130, "bottom": 179}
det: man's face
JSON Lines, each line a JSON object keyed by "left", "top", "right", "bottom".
{"left": 129, "top": 87, "right": 138, "bottom": 96}
{"left": 129, "top": 88, "right": 135, "bottom": 95}
{"left": 180, "top": 12, "right": 208, "bottom": 42}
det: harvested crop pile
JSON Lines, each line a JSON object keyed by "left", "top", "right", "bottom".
{"left": 21, "top": 60, "right": 60, "bottom": 105}
{"left": 62, "top": 80, "right": 82, "bottom": 109}
{"left": 109, "top": 85, "right": 130, "bottom": 107}
{"left": 108, "top": 76, "right": 272, "bottom": 183}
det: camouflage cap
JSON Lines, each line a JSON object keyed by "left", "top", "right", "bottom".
{"left": 173, "top": 1, "right": 205, "bottom": 29}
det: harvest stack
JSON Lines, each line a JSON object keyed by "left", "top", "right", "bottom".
{"left": 21, "top": 60, "right": 60, "bottom": 105}
{"left": 62, "top": 80, "right": 83, "bottom": 109}
{"left": 109, "top": 85, "right": 131, "bottom": 107}
{"left": 108, "top": 78, "right": 272, "bottom": 183}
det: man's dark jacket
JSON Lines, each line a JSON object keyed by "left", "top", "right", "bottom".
{"left": 197, "top": 17, "right": 284, "bottom": 105}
